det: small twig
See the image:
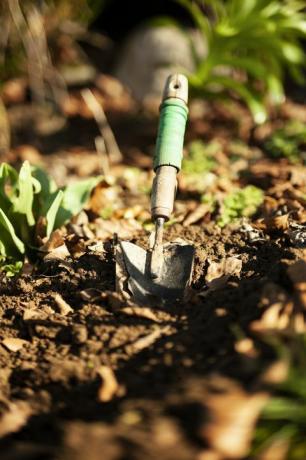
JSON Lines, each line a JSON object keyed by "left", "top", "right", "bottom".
{"left": 8, "top": 0, "right": 45, "bottom": 105}
{"left": 0, "top": 11, "right": 11, "bottom": 66}
{"left": 94, "top": 136, "right": 110, "bottom": 176}
{"left": 125, "top": 327, "right": 171, "bottom": 355}
{"left": 81, "top": 88, "right": 123, "bottom": 164}
{"left": 7, "top": 0, "right": 67, "bottom": 109}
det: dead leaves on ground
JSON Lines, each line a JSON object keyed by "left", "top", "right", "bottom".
{"left": 251, "top": 257, "right": 306, "bottom": 334}
{"left": 200, "top": 377, "right": 269, "bottom": 459}
{"left": 205, "top": 256, "right": 242, "bottom": 291}
{"left": 0, "top": 401, "right": 32, "bottom": 438}
{"left": 97, "top": 366, "right": 125, "bottom": 402}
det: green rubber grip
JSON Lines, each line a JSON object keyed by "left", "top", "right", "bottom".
{"left": 153, "top": 98, "right": 188, "bottom": 171}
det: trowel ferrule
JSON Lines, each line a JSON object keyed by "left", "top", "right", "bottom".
{"left": 151, "top": 165, "right": 177, "bottom": 221}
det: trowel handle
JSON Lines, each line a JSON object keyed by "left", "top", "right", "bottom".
{"left": 153, "top": 74, "right": 189, "bottom": 171}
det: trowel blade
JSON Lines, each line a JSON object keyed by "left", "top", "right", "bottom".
{"left": 118, "top": 241, "right": 194, "bottom": 306}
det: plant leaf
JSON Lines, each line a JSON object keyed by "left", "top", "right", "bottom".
{"left": 0, "top": 163, "right": 18, "bottom": 214}
{"left": 46, "top": 190, "right": 64, "bottom": 238}
{"left": 0, "top": 208, "right": 25, "bottom": 255}
{"left": 55, "top": 176, "right": 101, "bottom": 229}
{"left": 11, "top": 161, "right": 39, "bottom": 226}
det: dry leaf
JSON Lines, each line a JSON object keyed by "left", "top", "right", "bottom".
{"left": 2, "top": 338, "right": 28, "bottom": 352}
{"left": 44, "top": 244, "right": 70, "bottom": 261}
{"left": 206, "top": 257, "right": 242, "bottom": 289}
{"left": 234, "top": 338, "right": 257, "bottom": 357}
{"left": 183, "top": 203, "right": 211, "bottom": 227}
{"left": 40, "top": 229, "right": 65, "bottom": 251}
{"left": 0, "top": 401, "right": 32, "bottom": 437}
{"left": 260, "top": 360, "right": 289, "bottom": 385}
{"left": 125, "top": 327, "right": 171, "bottom": 355}
{"left": 257, "top": 437, "right": 289, "bottom": 460}
{"left": 120, "top": 306, "right": 174, "bottom": 323}
{"left": 251, "top": 302, "right": 292, "bottom": 332}
{"left": 95, "top": 218, "right": 142, "bottom": 240}
{"left": 202, "top": 378, "right": 268, "bottom": 459}
{"left": 264, "top": 214, "right": 289, "bottom": 231}
{"left": 52, "top": 293, "right": 73, "bottom": 316}
{"left": 287, "top": 259, "right": 306, "bottom": 310}
{"left": 79, "top": 288, "right": 103, "bottom": 302}
{"left": 97, "top": 366, "right": 124, "bottom": 402}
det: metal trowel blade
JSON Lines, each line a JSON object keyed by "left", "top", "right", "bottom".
{"left": 118, "top": 241, "right": 194, "bottom": 306}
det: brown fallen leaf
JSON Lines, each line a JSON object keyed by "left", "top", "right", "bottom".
{"left": 120, "top": 306, "right": 175, "bottom": 323}
{"left": 97, "top": 366, "right": 125, "bottom": 402}
{"left": 251, "top": 302, "right": 292, "bottom": 332}
{"left": 52, "top": 293, "right": 73, "bottom": 316}
{"left": 0, "top": 401, "right": 32, "bottom": 437}
{"left": 257, "top": 436, "right": 289, "bottom": 460}
{"left": 2, "top": 77, "right": 27, "bottom": 104}
{"left": 264, "top": 214, "right": 289, "bottom": 232}
{"left": 196, "top": 450, "right": 223, "bottom": 460}
{"left": 183, "top": 203, "right": 212, "bottom": 227}
{"left": 44, "top": 244, "right": 70, "bottom": 261}
{"left": 205, "top": 257, "right": 242, "bottom": 290}
{"left": 262, "top": 196, "right": 279, "bottom": 217}
{"left": 79, "top": 288, "right": 103, "bottom": 302}
{"left": 260, "top": 360, "right": 289, "bottom": 385}
{"left": 234, "top": 338, "right": 258, "bottom": 358}
{"left": 287, "top": 259, "right": 306, "bottom": 310}
{"left": 125, "top": 327, "right": 171, "bottom": 355}
{"left": 202, "top": 377, "right": 268, "bottom": 459}
{"left": 39, "top": 228, "right": 65, "bottom": 250}
{"left": 95, "top": 217, "right": 142, "bottom": 240}
{"left": 2, "top": 338, "right": 28, "bottom": 352}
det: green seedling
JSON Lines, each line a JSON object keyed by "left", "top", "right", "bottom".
{"left": 264, "top": 121, "right": 306, "bottom": 164}
{"left": 100, "top": 205, "right": 114, "bottom": 220}
{"left": 253, "top": 335, "right": 306, "bottom": 459}
{"left": 217, "top": 185, "right": 263, "bottom": 227}
{"left": 177, "top": 0, "right": 306, "bottom": 123}
{"left": 182, "top": 140, "right": 217, "bottom": 174}
{"left": 0, "top": 161, "right": 101, "bottom": 276}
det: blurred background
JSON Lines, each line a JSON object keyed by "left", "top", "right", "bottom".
{"left": 1, "top": 0, "right": 306, "bottom": 185}
{"left": 1, "top": 3, "right": 306, "bottom": 460}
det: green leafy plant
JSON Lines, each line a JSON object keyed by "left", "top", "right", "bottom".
{"left": 217, "top": 185, "right": 263, "bottom": 226}
{"left": 264, "top": 121, "right": 306, "bottom": 163}
{"left": 0, "top": 161, "right": 100, "bottom": 275}
{"left": 177, "top": 0, "right": 306, "bottom": 123}
{"left": 182, "top": 140, "right": 218, "bottom": 174}
{"left": 253, "top": 335, "right": 306, "bottom": 459}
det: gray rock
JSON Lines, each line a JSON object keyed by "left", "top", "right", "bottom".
{"left": 115, "top": 25, "right": 206, "bottom": 104}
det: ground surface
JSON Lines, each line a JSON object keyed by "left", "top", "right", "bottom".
{"left": 0, "top": 75, "right": 306, "bottom": 460}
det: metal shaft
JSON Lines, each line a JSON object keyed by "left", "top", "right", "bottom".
{"left": 150, "top": 217, "right": 165, "bottom": 279}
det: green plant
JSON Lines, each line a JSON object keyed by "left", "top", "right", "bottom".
{"left": 217, "top": 185, "right": 263, "bottom": 226}
{"left": 0, "top": 161, "right": 100, "bottom": 275}
{"left": 264, "top": 121, "right": 306, "bottom": 163}
{"left": 253, "top": 335, "right": 306, "bottom": 459}
{"left": 177, "top": 0, "right": 306, "bottom": 123}
{"left": 182, "top": 140, "right": 217, "bottom": 174}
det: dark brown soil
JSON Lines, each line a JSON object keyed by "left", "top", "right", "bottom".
{"left": 0, "top": 222, "right": 301, "bottom": 460}
{"left": 1, "top": 71, "right": 306, "bottom": 459}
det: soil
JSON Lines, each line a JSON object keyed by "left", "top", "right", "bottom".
{"left": 1, "top": 73, "right": 306, "bottom": 460}
{"left": 0, "top": 221, "right": 302, "bottom": 460}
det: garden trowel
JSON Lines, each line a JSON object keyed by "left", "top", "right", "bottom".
{"left": 117, "top": 74, "right": 194, "bottom": 306}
